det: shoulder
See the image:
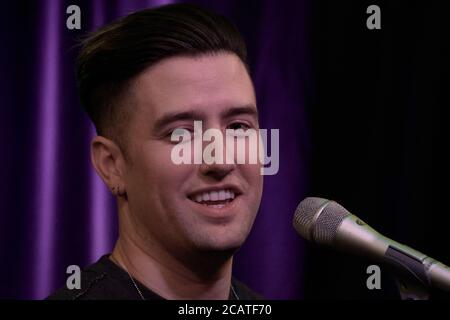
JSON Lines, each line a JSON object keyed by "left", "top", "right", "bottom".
{"left": 46, "top": 255, "right": 135, "bottom": 300}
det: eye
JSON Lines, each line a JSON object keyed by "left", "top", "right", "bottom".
{"left": 167, "top": 127, "right": 195, "bottom": 144}
{"left": 171, "top": 126, "right": 195, "bottom": 134}
{"left": 226, "top": 122, "right": 255, "bottom": 138}
{"left": 227, "top": 122, "right": 251, "bottom": 131}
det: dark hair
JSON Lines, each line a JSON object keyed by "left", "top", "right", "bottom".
{"left": 77, "top": 3, "right": 248, "bottom": 147}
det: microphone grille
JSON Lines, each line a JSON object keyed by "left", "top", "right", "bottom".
{"left": 293, "top": 197, "right": 351, "bottom": 244}
{"left": 293, "top": 197, "right": 330, "bottom": 241}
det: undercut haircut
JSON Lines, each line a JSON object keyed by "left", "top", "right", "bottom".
{"left": 76, "top": 3, "right": 249, "bottom": 150}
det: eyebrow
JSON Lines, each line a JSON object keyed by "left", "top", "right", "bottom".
{"left": 153, "top": 104, "right": 258, "bottom": 132}
{"left": 221, "top": 105, "right": 258, "bottom": 120}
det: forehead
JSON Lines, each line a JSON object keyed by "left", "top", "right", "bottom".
{"left": 130, "top": 53, "right": 256, "bottom": 120}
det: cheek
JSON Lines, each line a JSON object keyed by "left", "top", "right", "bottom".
{"left": 131, "top": 142, "right": 193, "bottom": 194}
{"left": 126, "top": 143, "right": 194, "bottom": 223}
{"left": 241, "top": 163, "right": 263, "bottom": 195}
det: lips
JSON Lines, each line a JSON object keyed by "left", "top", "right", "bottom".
{"left": 188, "top": 187, "right": 241, "bottom": 209}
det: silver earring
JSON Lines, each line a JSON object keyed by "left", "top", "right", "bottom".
{"left": 117, "top": 186, "right": 126, "bottom": 197}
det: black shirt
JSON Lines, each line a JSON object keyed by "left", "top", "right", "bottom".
{"left": 47, "top": 255, "right": 263, "bottom": 300}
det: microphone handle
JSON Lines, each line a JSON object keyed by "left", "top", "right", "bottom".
{"left": 332, "top": 215, "right": 450, "bottom": 292}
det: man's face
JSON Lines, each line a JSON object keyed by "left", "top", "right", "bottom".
{"left": 122, "top": 53, "right": 263, "bottom": 255}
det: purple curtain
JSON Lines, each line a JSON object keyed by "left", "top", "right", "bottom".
{"left": 1, "top": 0, "right": 310, "bottom": 299}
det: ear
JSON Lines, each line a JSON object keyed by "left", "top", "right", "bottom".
{"left": 90, "top": 136, "right": 126, "bottom": 195}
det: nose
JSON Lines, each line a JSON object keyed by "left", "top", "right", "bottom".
{"left": 199, "top": 161, "right": 235, "bottom": 180}
{"left": 196, "top": 125, "right": 237, "bottom": 180}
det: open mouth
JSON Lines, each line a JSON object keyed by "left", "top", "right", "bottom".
{"left": 188, "top": 189, "right": 238, "bottom": 209}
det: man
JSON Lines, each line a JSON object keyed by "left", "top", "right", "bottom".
{"left": 48, "top": 3, "right": 263, "bottom": 300}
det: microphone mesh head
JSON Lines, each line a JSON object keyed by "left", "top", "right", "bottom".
{"left": 293, "top": 197, "right": 330, "bottom": 241}
{"left": 293, "top": 197, "right": 351, "bottom": 245}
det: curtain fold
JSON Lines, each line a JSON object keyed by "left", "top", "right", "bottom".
{"left": 1, "top": 0, "right": 308, "bottom": 299}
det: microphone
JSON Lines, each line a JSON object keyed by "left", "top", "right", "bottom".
{"left": 292, "top": 197, "right": 450, "bottom": 295}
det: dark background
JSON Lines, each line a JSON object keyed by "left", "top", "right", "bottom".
{"left": 1, "top": 0, "right": 448, "bottom": 299}
{"left": 306, "top": 0, "right": 449, "bottom": 299}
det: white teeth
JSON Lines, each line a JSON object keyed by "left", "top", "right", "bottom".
{"left": 210, "top": 191, "right": 219, "bottom": 201}
{"left": 192, "top": 189, "right": 236, "bottom": 203}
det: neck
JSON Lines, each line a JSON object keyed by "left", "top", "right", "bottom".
{"left": 110, "top": 204, "right": 234, "bottom": 300}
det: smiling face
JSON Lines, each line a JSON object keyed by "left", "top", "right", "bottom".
{"left": 121, "top": 53, "right": 263, "bottom": 256}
